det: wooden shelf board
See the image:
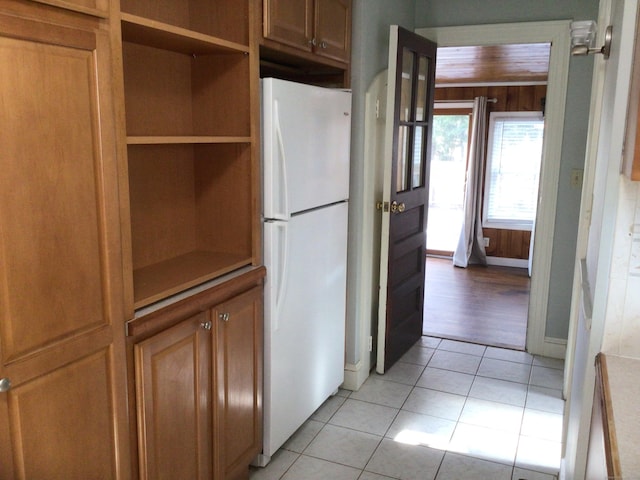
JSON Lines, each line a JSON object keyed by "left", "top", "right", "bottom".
{"left": 121, "top": 13, "right": 250, "bottom": 55}
{"left": 127, "top": 136, "right": 251, "bottom": 145}
{"left": 33, "top": 0, "right": 108, "bottom": 18}
{"left": 133, "top": 251, "right": 251, "bottom": 309}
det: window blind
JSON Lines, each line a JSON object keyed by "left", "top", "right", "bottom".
{"left": 484, "top": 112, "right": 544, "bottom": 230}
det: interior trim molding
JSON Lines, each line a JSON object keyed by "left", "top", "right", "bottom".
{"left": 416, "top": 21, "right": 571, "bottom": 357}
{"left": 543, "top": 336, "right": 568, "bottom": 359}
{"left": 343, "top": 361, "right": 368, "bottom": 391}
{"left": 486, "top": 257, "right": 530, "bottom": 269}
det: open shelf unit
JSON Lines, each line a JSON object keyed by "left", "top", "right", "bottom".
{"left": 119, "top": 0, "right": 257, "bottom": 309}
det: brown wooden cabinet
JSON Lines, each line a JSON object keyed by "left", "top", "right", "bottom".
{"left": 259, "top": 0, "right": 351, "bottom": 86}
{"left": 117, "top": 1, "right": 264, "bottom": 479}
{"left": 0, "top": 0, "right": 262, "bottom": 477}
{"left": 128, "top": 268, "right": 264, "bottom": 480}
{"left": 264, "top": 0, "right": 350, "bottom": 63}
{"left": 0, "top": 2, "right": 130, "bottom": 478}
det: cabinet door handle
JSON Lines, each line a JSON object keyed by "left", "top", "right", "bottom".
{"left": 200, "top": 321, "right": 212, "bottom": 331}
{"left": 320, "top": 40, "right": 328, "bottom": 49}
{"left": 308, "top": 37, "right": 317, "bottom": 47}
{"left": 0, "top": 377, "right": 11, "bottom": 393}
{"left": 219, "top": 312, "right": 230, "bottom": 322}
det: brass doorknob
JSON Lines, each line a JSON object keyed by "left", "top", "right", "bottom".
{"left": 390, "top": 201, "right": 406, "bottom": 213}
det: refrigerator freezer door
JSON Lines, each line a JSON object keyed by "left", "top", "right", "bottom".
{"left": 262, "top": 78, "right": 351, "bottom": 218}
{"left": 262, "top": 202, "right": 348, "bottom": 459}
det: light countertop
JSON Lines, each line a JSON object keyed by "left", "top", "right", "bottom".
{"left": 600, "top": 353, "right": 640, "bottom": 477}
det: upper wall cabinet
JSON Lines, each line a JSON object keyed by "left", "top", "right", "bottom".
{"left": 259, "top": 0, "right": 351, "bottom": 86}
{"left": 116, "top": 0, "right": 260, "bottom": 309}
{"left": 263, "top": 0, "right": 313, "bottom": 53}
{"left": 264, "top": 0, "right": 350, "bottom": 63}
{"left": 313, "top": 0, "right": 351, "bottom": 63}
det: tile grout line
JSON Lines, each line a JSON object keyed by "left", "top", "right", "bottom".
{"left": 255, "top": 336, "right": 564, "bottom": 480}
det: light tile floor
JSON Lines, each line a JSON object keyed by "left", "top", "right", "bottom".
{"left": 250, "top": 336, "right": 564, "bottom": 480}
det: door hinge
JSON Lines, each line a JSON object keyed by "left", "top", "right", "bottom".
{"left": 375, "top": 99, "right": 380, "bottom": 119}
{"left": 376, "top": 201, "right": 389, "bottom": 212}
{"left": 368, "top": 336, "right": 373, "bottom": 352}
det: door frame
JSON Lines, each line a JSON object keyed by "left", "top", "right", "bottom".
{"left": 345, "top": 19, "right": 570, "bottom": 391}
{"left": 562, "top": 0, "right": 637, "bottom": 476}
{"left": 416, "top": 21, "right": 571, "bottom": 357}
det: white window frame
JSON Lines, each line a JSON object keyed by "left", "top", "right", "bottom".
{"left": 483, "top": 111, "right": 544, "bottom": 231}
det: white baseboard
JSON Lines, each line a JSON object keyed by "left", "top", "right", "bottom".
{"left": 486, "top": 256, "right": 529, "bottom": 269}
{"left": 542, "top": 336, "right": 567, "bottom": 359}
{"left": 342, "top": 361, "right": 368, "bottom": 391}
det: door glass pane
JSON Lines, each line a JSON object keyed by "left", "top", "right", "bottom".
{"left": 399, "top": 48, "right": 414, "bottom": 122}
{"left": 396, "top": 126, "right": 410, "bottom": 192}
{"left": 416, "top": 55, "right": 429, "bottom": 122}
{"left": 412, "top": 126, "right": 424, "bottom": 188}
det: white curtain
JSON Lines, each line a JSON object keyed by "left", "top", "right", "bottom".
{"left": 453, "top": 96, "right": 489, "bottom": 268}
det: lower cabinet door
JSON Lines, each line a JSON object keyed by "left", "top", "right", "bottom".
{"left": 134, "top": 312, "right": 212, "bottom": 480}
{"left": 213, "top": 287, "right": 263, "bottom": 480}
{"left": 1, "top": 349, "right": 124, "bottom": 480}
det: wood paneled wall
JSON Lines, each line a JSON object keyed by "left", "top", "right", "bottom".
{"left": 434, "top": 85, "right": 546, "bottom": 260}
{"left": 435, "top": 85, "right": 547, "bottom": 112}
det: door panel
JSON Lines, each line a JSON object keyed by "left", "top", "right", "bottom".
{"left": 314, "top": 0, "right": 351, "bottom": 62}
{"left": 391, "top": 237, "right": 425, "bottom": 287}
{"left": 263, "top": 202, "right": 347, "bottom": 457}
{"left": 0, "top": 29, "right": 107, "bottom": 363}
{"left": 264, "top": 0, "right": 313, "bottom": 52}
{"left": 377, "top": 26, "right": 436, "bottom": 373}
{"left": 393, "top": 204, "right": 426, "bottom": 241}
{"left": 135, "top": 313, "right": 212, "bottom": 480}
{"left": 8, "top": 351, "right": 116, "bottom": 479}
{"left": 261, "top": 78, "right": 351, "bottom": 218}
{"left": 214, "top": 286, "right": 263, "bottom": 479}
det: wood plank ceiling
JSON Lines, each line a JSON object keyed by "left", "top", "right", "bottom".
{"left": 435, "top": 43, "right": 551, "bottom": 85}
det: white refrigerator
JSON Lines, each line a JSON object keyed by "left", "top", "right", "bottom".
{"left": 258, "top": 78, "right": 352, "bottom": 464}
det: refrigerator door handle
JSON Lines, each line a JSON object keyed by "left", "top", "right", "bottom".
{"left": 274, "top": 101, "right": 290, "bottom": 220}
{"left": 273, "top": 221, "right": 289, "bottom": 331}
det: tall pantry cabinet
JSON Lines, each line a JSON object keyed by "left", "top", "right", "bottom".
{"left": 0, "top": 0, "right": 131, "bottom": 478}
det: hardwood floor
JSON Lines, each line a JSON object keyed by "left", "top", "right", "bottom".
{"left": 423, "top": 256, "right": 530, "bottom": 350}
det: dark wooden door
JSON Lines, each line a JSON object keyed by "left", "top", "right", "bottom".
{"left": 377, "top": 26, "right": 436, "bottom": 373}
